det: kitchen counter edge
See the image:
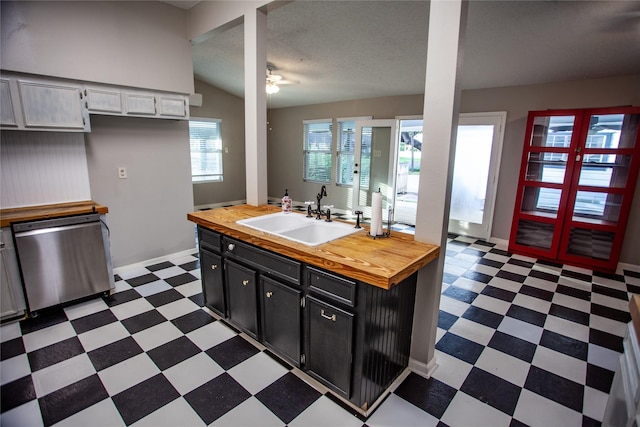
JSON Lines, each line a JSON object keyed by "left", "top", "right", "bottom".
{"left": 0, "top": 201, "right": 109, "bottom": 228}
{"left": 188, "top": 205, "right": 440, "bottom": 290}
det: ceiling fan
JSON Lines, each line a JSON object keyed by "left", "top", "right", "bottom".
{"left": 266, "top": 63, "right": 297, "bottom": 94}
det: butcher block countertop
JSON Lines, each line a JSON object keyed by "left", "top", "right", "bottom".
{"left": 188, "top": 204, "right": 440, "bottom": 290}
{"left": 0, "top": 201, "right": 109, "bottom": 228}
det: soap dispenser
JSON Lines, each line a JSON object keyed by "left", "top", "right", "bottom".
{"left": 281, "top": 189, "right": 292, "bottom": 213}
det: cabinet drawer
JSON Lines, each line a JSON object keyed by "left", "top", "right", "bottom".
{"left": 198, "top": 226, "right": 222, "bottom": 253}
{"left": 224, "top": 237, "right": 301, "bottom": 284}
{"left": 307, "top": 266, "right": 356, "bottom": 307}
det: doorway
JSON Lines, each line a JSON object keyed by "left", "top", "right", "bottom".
{"left": 395, "top": 112, "right": 506, "bottom": 240}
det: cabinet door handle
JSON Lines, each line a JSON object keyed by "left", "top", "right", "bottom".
{"left": 266, "top": 291, "right": 273, "bottom": 298}
{"left": 242, "top": 279, "right": 249, "bottom": 286}
{"left": 211, "top": 264, "right": 218, "bottom": 270}
{"left": 228, "top": 243, "right": 235, "bottom": 251}
{"left": 320, "top": 309, "right": 336, "bottom": 322}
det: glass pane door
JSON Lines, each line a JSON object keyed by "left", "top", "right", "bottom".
{"left": 448, "top": 112, "right": 506, "bottom": 240}
{"left": 509, "top": 111, "right": 583, "bottom": 258}
{"left": 559, "top": 110, "right": 640, "bottom": 267}
{"left": 352, "top": 120, "right": 397, "bottom": 220}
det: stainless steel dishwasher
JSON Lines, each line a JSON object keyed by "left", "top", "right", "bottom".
{"left": 13, "top": 213, "right": 112, "bottom": 315}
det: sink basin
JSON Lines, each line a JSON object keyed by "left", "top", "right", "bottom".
{"left": 236, "top": 212, "right": 361, "bottom": 246}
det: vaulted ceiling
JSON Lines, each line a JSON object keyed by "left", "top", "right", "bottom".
{"left": 183, "top": 1, "right": 640, "bottom": 108}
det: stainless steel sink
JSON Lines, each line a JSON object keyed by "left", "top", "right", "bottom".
{"left": 236, "top": 212, "right": 361, "bottom": 246}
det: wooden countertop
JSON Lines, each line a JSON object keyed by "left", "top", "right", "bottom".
{"left": 188, "top": 204, "right": 440, "bottom": 290}
{"left": 0, "top": 201, "right": 109, "bottom": 228}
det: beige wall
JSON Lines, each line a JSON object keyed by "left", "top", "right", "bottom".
{"left": 86, "top": 116, "right": 194, "bottom": 267}
{"left": 190, "top": 79, "right": 247, "bottom": 207}
{"left": 266, "top": 74, "right": 640, "bottom": 265}
{"left": 267, "top": 94, "right": 425, "bottom": 208}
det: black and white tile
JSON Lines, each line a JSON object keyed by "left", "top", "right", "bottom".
{"left": 1, "top": 235, "right": 638, "bottom": 426}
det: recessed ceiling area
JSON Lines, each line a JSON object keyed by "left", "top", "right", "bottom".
{"left": 189, "top": 1, "right": 640, "bottom": 109}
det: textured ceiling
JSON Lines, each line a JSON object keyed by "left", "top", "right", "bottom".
{"left": 190, "top": 0, "right": 640, "bottom": 108}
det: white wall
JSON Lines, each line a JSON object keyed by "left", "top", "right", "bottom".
{"left": 1, "top": 1, "right": 193, "bottom": 95}
{"left": 0, "top": 131, "right": 91, "bottom": 208}
{"left": 85, "top": 116, "right": 195, "bottom": 267}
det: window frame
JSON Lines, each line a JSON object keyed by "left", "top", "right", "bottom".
{"left": 303, "top": 118, "right": 333, "bottom": 184}
{"left": 189, "top": 117, "right": 224, "bottom": 183}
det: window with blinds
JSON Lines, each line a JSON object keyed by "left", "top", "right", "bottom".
{"left": 303, "top": 119, "right": 332, "bottom": 183}
{"left": 189, "top": 119, "right": 223, "bottom": 182}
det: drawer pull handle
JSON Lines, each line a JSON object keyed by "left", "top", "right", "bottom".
{"left": 266, "top": 291, "right": 273, "bottom": 298}
{"left": 228, "top": 243, "right": 235, "bottom": 251}
{"left": 211, "top": 264, "right": 218, "bottom": 270}
{"left": 242, "top": 280, "right": 249, "bottom": 286}
{"left": 320, "top": 309, "right": 336, "bottom": 322}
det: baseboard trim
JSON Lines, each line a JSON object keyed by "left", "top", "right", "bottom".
{"left": 194, "top": 200, "right": 246, "bottom": 211}
{"left": 408, "top": 355, "right": 438, "bottom": 379}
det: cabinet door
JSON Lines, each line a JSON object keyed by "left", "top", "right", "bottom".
{"left": 305, "top": 295, "right": 354, "bottom": 398}
{"left": 1, "top": 229, "right": 26, "bottom": 319}
{"left": 225, "top": 259, "right": 259, "bottom": 339}
{"left": 260, "top": 276, "right": 301, "bottom": 366}
{"left": 558, "top": 108, "right": 640, "bottom": 270}
{"left": 18, "top": 80, "right": 87, "bottom": 130}
{"left": 200, "top": 249, "right": 225, "bottom": 317}
{"left": 509, "top": 110, "right": 583, "bottom": 259}
{"left": 124, "top": 91, "right": 156, "bottom": 115}
{"left": 158, "top": 95, "right": 187, "bottom": 118}
{"left": 85, "top": 87, "right": 123, "bottom": 114}
{"left": 1, "top": 79, "right": 17, "bottom": 127}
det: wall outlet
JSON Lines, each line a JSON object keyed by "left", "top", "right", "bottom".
{"left": 118, "top": 167, "right": 127, "bottom": 179}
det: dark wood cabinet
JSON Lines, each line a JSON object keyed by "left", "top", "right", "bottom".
{"left": 260, "top": 276, "right": 301, "bottom": 366}
{"left": 305, "top": 295, "right": 354, "bottom": 398}
{"left": 200, "top": 249, "right": 225, "bottom": 317}
{"left": 225, "top": 259, "right": 258, "bottom": 339}
{"left": 197, "top": 229, "right": 418, "bottom": 414}
{"left": 509, "top": 107, "right": 640, "bottom": 271}
{"left": 198, "top": 227, "right": 226, "bottom": 316}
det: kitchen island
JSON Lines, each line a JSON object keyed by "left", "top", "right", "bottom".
{"left": 188, "top": 204, "right": 440, "bottom": 415}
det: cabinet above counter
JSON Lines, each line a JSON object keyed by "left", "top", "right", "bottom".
{"left": 188, "top": 204, "right": 440, "bottom": 290}
{"left": 1, "top": 72, "right": 190, "bottom": 132}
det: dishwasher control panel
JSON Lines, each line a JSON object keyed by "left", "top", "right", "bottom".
{"left": 12, "top": 213, "right": 101, "bottom": 233}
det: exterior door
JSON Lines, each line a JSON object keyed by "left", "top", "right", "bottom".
{"left": 352, "top": 120, "right": 397, "bottom": 220}
{"left": 448, "top": 112, "right": 506, "bottom": 240}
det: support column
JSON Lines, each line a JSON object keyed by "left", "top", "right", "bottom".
{"left": 409, "top": 0, "right": 468, "bottom": 377}
{"left": 244, "top": 8, "right": 268, "bottom": 206}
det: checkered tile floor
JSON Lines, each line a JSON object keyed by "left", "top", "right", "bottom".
{"left": 1, "top": 234, "right": 639, "bottom": 426}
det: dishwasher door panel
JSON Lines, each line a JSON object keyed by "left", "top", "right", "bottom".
{"left": 15, "top": 221, "right": 111, "bottom": 312}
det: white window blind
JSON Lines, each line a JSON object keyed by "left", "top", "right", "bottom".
{"left": 189, "top": 119, "right": 223, "bottom": 182}
{"left": 303, "top": 119, "right": 332, "bottom": 183}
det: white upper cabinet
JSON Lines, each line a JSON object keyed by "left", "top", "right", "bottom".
{"left": 1, "top": 73, "right": 190, "bottom": 131}
{"left": 19, "top": 80, "right": 88, "bottom": 130}
{"left": 85, "top": 85, "right": 189, "bottom": 120}
{"left": 0, "top": 79, "right": 17, "bottom": 127}
{"left": 84, "top": 87, "right": 123, "bottom": 114}
{"left": 1, "top": 75, "right": 90, "bottom": 132}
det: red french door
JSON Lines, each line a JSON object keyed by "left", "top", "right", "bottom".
{"left": 509, "top": 107, "right": 640, "bottom": 272}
